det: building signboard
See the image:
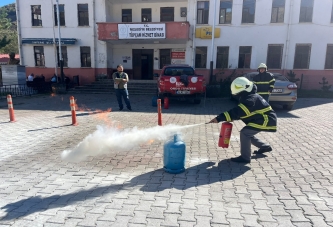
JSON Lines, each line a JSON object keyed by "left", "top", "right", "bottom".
{"left": 22, "top": 38, "right": 76, "bottom": 45}
{"left": 195, "top": 27, "right": 221, "bottom": 39}
{"left": 118, "top": 24, "right": 166, "bottom": 39}
{"left": 171, "top": 49, "right": 186, "bottom": 64}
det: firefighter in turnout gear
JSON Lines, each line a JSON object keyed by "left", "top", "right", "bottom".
{"left": 253, "top": 63, "right": 275, "bottom": 103}
{"left": 209, "top": 77, "right": 277, "bottom": 163}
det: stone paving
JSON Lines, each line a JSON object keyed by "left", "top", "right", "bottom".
{"left": 0, "top": 93, "right": 332, "bottom": 227}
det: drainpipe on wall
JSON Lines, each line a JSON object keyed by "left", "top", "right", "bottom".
{"left": 15, "top": 0, "right": 23, "bottom": 65}
{"left": 209, "top": 0, "right": 217, "bottom": 85}
{"left": 51, "top": 0, "right": 58, "bottom": 78}
{"left": 283, "top": 0, "right": 293, "bottom": 76}
{"left": 56, "top": 0, "right": 64, "bottom": 83}
{"left": 93, "top": 0, "right": 97, "bottom": 79}
{"left": 191, "top": 0, "right": 197, "bottom": 68}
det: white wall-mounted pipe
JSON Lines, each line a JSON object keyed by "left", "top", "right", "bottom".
{"left": 191, "top": 0, "right": 197, "bottom": 67}
{"left": 15, "top": 0, "right": 23, "bottom": 65}
{"left": 283, "top": 0, "right": 293, "bottom": 72}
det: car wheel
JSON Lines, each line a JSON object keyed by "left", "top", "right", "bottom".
{"left": 194, "top": 99, "right": 201, "bottom": 104}
{"left": 283, "top": 104, "right": 293, "bottom": 110}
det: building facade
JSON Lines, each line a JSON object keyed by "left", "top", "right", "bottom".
{"left": 16, "top": 0, "right": 333, "bottom": 89}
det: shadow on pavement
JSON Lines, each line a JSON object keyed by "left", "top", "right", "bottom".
{"left": 1, "top": 159, "right": 249, "bottom": 221}
{"left": 0, "top": 184, "right": 123, "bottom": 221}
{"left": 251, "top": 153, "right": 268, "bottom": 159}
{"left": 56, "top": 111, "right": 111, "bottom": 118}
{"left": 27, "top": 124, "right": 72, "bottom": 132}
{"left": 137, "top": 159, "right": 250, "bottom": 192}
{"left": 0, "top": 121, "right": 12, "bottom": 125}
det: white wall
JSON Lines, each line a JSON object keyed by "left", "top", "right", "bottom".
{"left": 18, "top": 0, "right": 333, "bottom": 71}
{"left": 111, "top": 43, "right": 186, "bottom": 69}
{"left": 189, "top": 0, "right": 333, "bottom": 70}
{"left": 107, "top": 2, "right": 188, "bottom": 23}
{"left": 18, "top": 0, "right": 107, "bottom": 68}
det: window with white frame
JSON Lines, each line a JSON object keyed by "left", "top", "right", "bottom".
{"left": 299, "top": 0, "right": 313, "bottom": 23}
{"left": 267, "top": 45, "right": 283, "bottom": 69}
{"left": 242, "top": 0, "right": 256, "bottom": 23}
{"left": 325, "top": 45, "right": 333, "bottom": 69}
{"left": 31, "top": 5, "right": 42, "bottom": 26}
{"left": 142, "top": 8, "right": 152, "bottom": 22}
{"left": 122, "top": 9, "right": 132, "bottom": 22}
{"left": 78, "top": 4, "right": 89, "bottom": 26}
{"left": 216, "top": 47, "right": 229, "bottom": 68}
{"left": 219, "top": 0, "right": 232, "bottom": 24}
{"left": 238, "top": 46, "right": 252, "bottom": 68}
{"left": 195, "top": 47, "right": 207, "bottom": 68}
{"left": 160, "top": 49, "right": 171, "bottom": 69}
{"left": 57, "top": 46, "right": 68, "bottom": 67}
{"left": 34, "top": 46, "right": 45, "bottom": 66}
{"left": 271, "top": 0, "right": 285, "bottom": 23}
{"left": 160, "top": 7, "right": 174, "bottom": 22}
{"left": 80, "top": 46, "right": 91, "bottom": 67}
{"left": 197, "top": 2, "right": 209, "bottom": 24}
{"left": 54, "top": 4, "right": 65, "bottom": 26}
{"left": 294, "top": 44, "right": 311, "bottom": 69}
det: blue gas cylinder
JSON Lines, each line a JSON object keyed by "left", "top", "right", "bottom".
{"left": 163, "top": 134, "right": 186, "bottom": 174}
{"left": 152, "top": 96, "right": 157, "bottom": 107}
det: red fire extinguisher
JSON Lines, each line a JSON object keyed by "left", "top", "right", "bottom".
{"left": 218, "top": 122, "right": 233, "bottom": 148}
{"left": 164, "top": 97, "right": 169, "bottom": 109}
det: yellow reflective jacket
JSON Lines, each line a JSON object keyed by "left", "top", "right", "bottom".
{"left": 253, "top": 72, "right": 275, "bottom": 95}
{"left": 216, "top": 87, "right": 277, "bottom": 132}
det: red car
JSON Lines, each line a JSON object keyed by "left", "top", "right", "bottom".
{"left": 155, "top": 64, "right": 206, "bottom": 104}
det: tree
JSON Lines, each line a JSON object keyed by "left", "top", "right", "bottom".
{"left": 0, "top": 36, "right": 10, "bottom": 49}
{"left": 0, "top": 5, "right": 18, "bottom": 54}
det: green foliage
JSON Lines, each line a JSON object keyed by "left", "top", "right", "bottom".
{"left": 0, "top": 36, "right": 10, "bottom": 48}
{"left": 0, "top": 4, "right": 18, "bottom": 54}
{"left": 319, "top": 77, "right": 332, "bottom": 92}
{"left": 2, "top": 4, "right": 16, "bottom": 22}
{"left": 217, "top": 68, "right": 237, "bottom": 97}
{"left": 286, "top": 70, "right": 300, "bottom": 83}
{"left": 206, "top": 68, "right": 238, "bottom": 98}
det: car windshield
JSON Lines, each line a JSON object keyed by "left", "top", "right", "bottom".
{"left": 164, "top": 67, "right": 195, "bottom": 76}
{"left": 272, "top": 74, "right": 288, "bottom": 81}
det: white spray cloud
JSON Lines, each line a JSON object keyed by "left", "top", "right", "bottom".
{"left": 61, "top": 123, "right": 204, "bottom": 162}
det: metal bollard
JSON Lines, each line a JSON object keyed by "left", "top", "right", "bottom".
{"left": 7, "top": 95, "right": 16, "bottom": 122}
{"left": 70, "top": 96, "right": 78, "bottom": 126}
{"left": 157, "top": 99, "right": 162, "bottom": 126}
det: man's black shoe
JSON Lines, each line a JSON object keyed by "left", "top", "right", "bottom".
{"left": 230, "top": 156, "right": 251, "bottom": 163}
{"left": 127, "top": 107, "right": 132, "bottom": 111}
{"left": 254, "top": 146, "right": 272, "bottom": 154}
{"left": 119, "top": 108, "right": 123, "bottom": 111}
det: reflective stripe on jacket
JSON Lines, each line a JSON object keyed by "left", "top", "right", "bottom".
{"left": 216, "top": 92, "right": 277, "bottom": 132}
{"left": 253, "top": 72, "right": 275, "bottom": 94}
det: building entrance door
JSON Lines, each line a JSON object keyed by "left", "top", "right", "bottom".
{"left": 132, "top": 49, "right": 154, "bottom": 80}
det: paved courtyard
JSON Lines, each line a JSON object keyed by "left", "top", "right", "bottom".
{"left": 0, "top": 93, "right": 332, "bottom": 227}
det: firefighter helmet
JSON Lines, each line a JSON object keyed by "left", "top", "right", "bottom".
{"left": 257, "top": 63, "right": 267, "bottom": 70}
{"left": 230, "top": 77, "right": 254, "bottom": 95}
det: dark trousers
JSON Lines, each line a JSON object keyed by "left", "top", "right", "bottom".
{"left": 115, "top": 89, "right": 131, "bottom": 109}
